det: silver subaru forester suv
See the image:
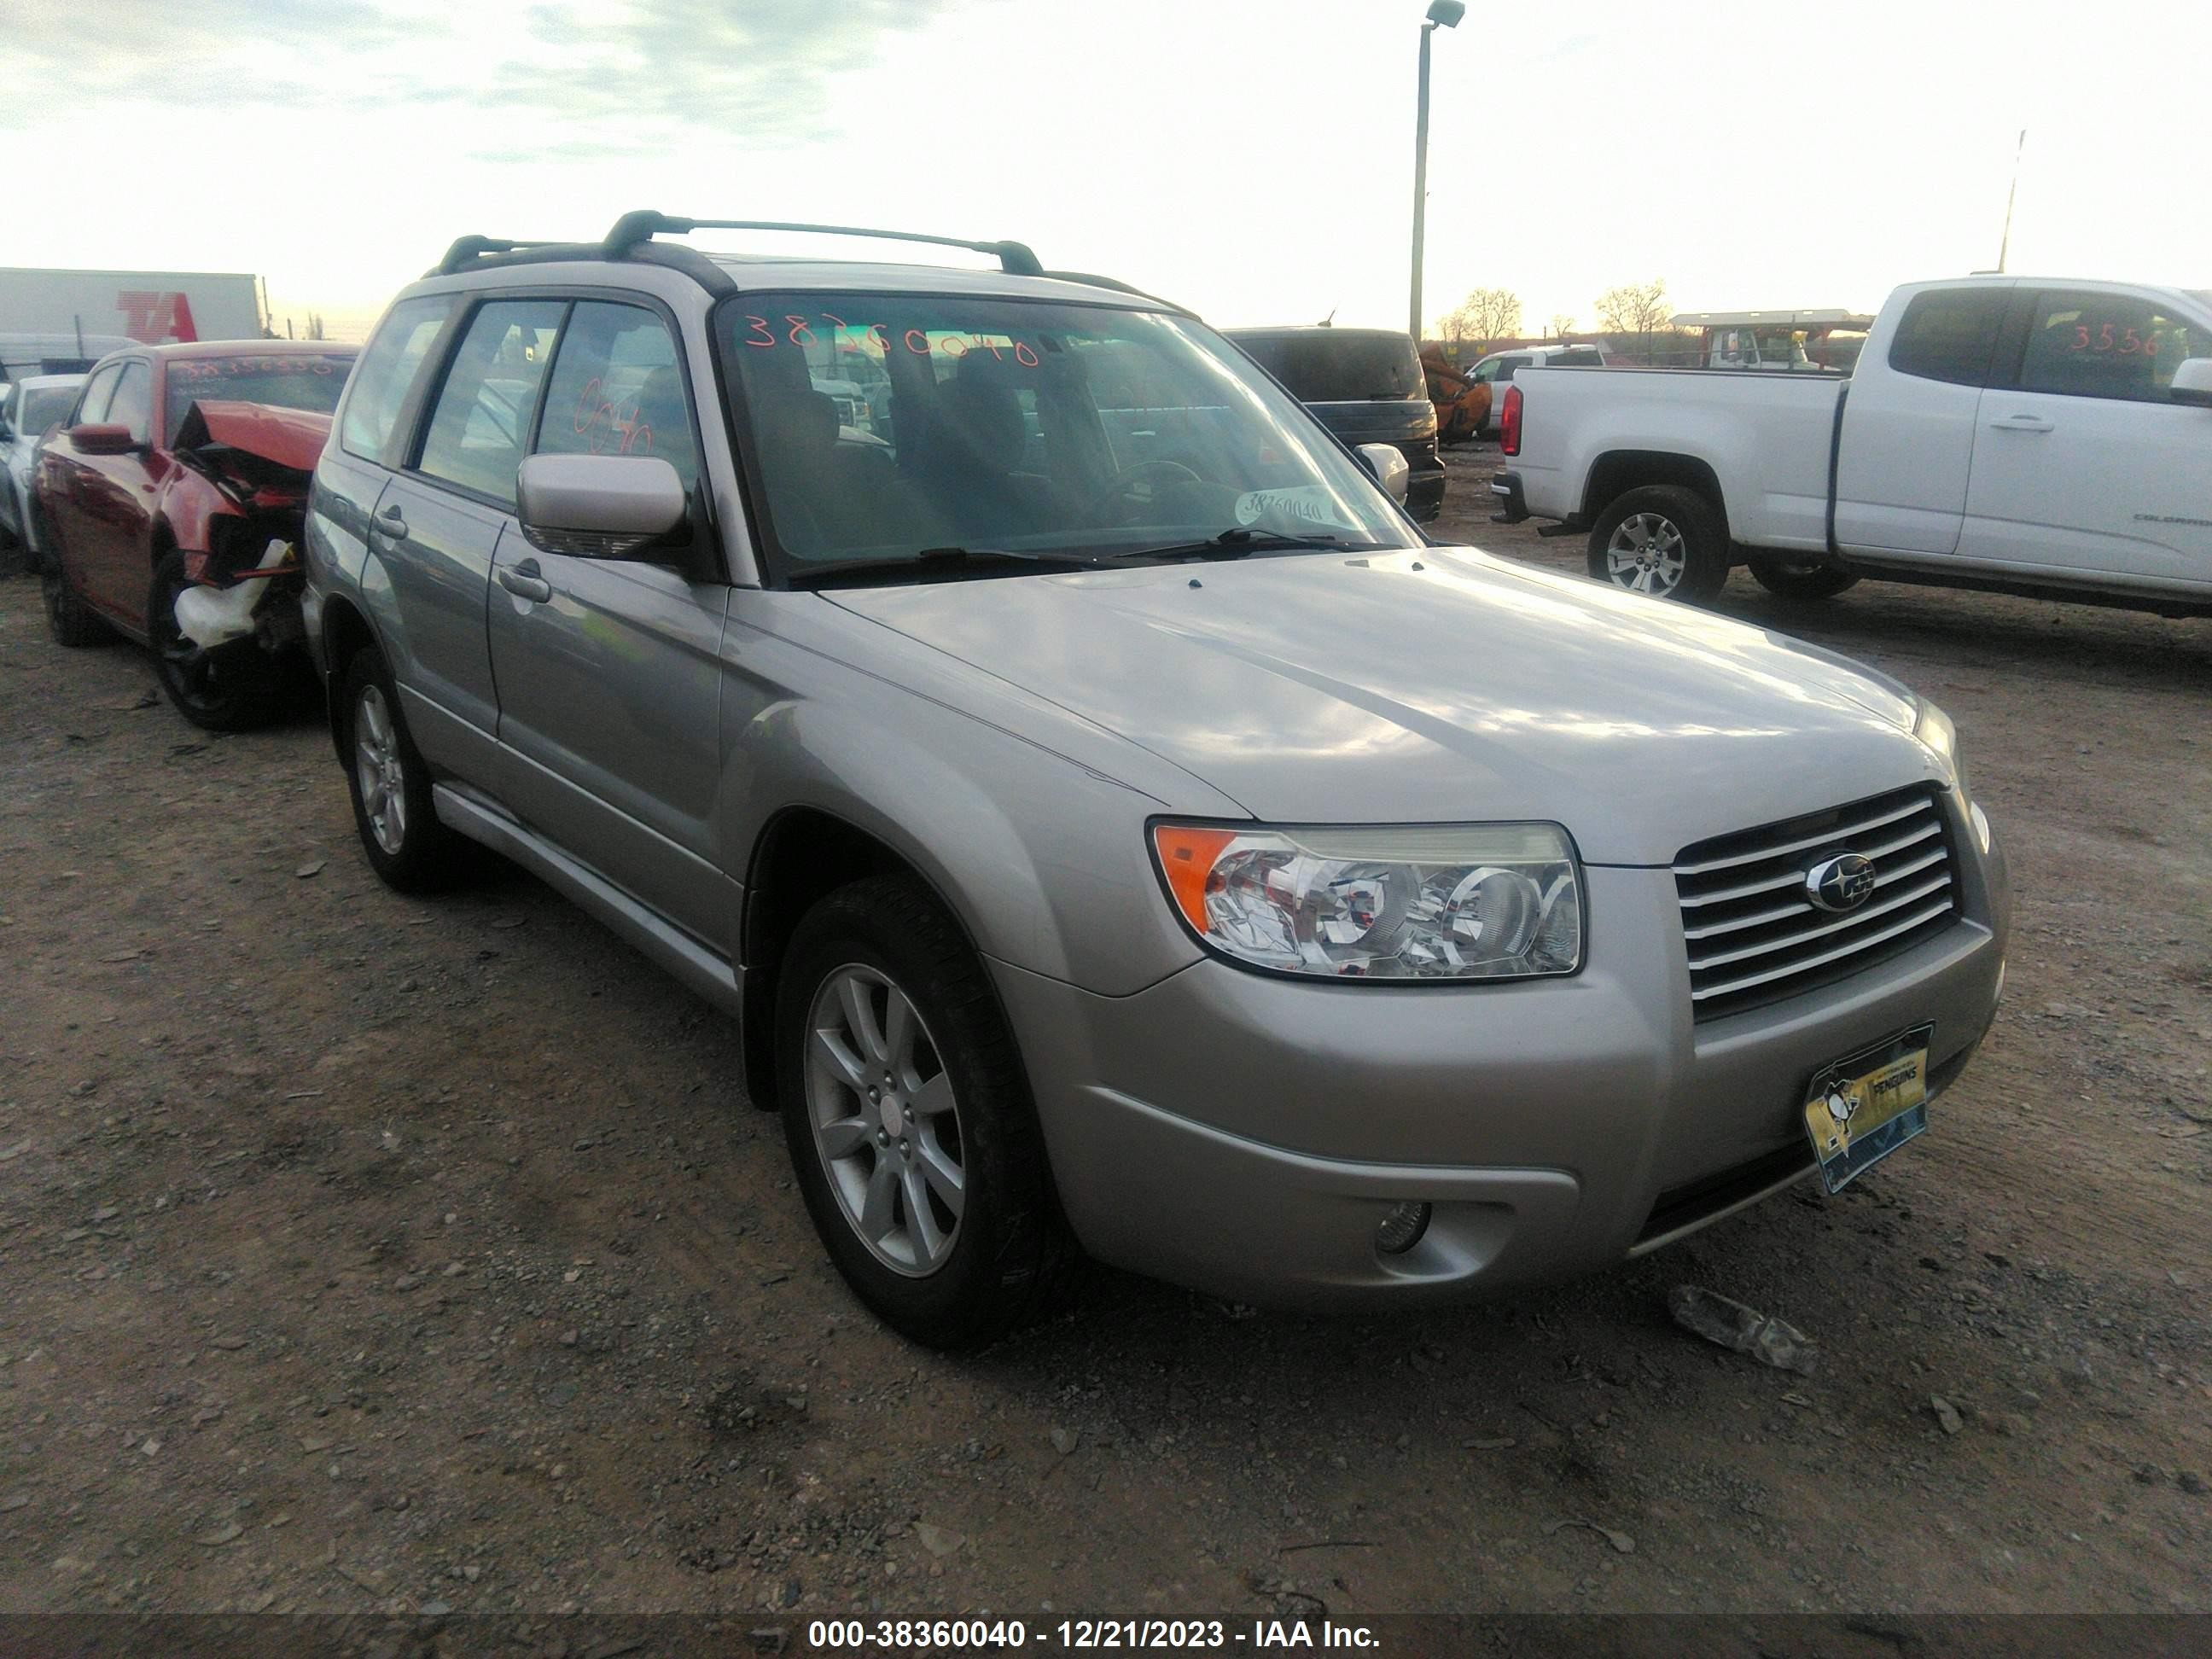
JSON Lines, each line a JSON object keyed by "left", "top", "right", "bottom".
{"left": 303, "top": 212, "right": 2008, "bottom": 1347}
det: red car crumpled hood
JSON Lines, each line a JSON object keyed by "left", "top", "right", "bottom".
{"left": 172, "top": 399, "right": 331, "bottom": 476}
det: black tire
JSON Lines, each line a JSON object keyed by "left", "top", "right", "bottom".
{"left": 1747, "top": 552, "right": 1861, "bottom": 601}
{"left": 42, "top": 564, "right": 111, "bottom": 647}
{"left": 776, "top": 876, "right": 1074, "bottom": 1348}
{"left": 148, "top": 550, "right": 285, "bottom": 731}
{"left": 1586, "top": 484, "right": 1729, "bottom": 604}
{"left": 339, "top": 645, "right": 464, "bottom": 892}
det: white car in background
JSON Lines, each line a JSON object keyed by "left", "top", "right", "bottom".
{"left": 0, "top": 372, "right": 85, "bottom": 559}
{"left": 1464, "top": 342, "right": 1606, "bottom": 436}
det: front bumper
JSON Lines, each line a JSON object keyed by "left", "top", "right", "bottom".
{"left": 993, "top": 811, "right": 2007, "bottom": 1307}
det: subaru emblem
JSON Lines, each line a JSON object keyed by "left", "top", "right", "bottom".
{"left": 1805, "top": 853, "right": 1877, "bottom": 913}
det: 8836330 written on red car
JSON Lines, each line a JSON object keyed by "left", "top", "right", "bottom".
{"left": 35, "top": 341, "right": 356, "bottom": 731}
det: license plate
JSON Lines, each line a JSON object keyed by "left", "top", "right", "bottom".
{"left": 1802, "top": 1024, "right": 1934, "bottom": 1194}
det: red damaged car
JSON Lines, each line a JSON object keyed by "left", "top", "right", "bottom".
{"left": 37, "top": 341, "right": 356, "bottom": 729}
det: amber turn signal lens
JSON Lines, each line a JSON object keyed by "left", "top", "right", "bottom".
{"left": 1151, "top": 824, "right": 1237, "bottom": 931}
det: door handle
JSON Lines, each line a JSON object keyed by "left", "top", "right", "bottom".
{"left": 1987, "top": 414, "right": 2054, "bottom": 434}
{"left": 497, "top": 559, "right": 553, "bottom": 603}
{"left": 371, "top": 504, "right": 408, "bottom": 538}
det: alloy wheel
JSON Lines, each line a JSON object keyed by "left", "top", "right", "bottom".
{"left": 353, "top": 683, "right": 408, "bottom": 854}
{"left": 1604, "top": 512, "right": 1687, "bottom": 596}
{"left": 803, "top": 964, "right": 965, "bottom": 1276}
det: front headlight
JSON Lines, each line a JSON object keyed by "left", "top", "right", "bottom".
{"left": 1914, "top": 697, "right": 1992, "bottom": 853}
{"left": 1150, "top": 822, "right": 1583, "bottom": 981}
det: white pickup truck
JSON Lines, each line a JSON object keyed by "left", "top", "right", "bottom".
{"left": 1489, "top": 276, "right": 2212, "bottom": 614}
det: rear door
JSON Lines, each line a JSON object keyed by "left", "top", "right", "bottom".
{"left": 1958, "top": 286, "right": 2212, "bottom": 591}
{"left": 485, "top": 296, "right": 733, "bottom": 948}
{"left": 310, "top": 294, "right": 456, "bottom": 607}
{"left": 378, "top": 297, "right": 567, "bottom": 782}
{"left": 1833, "top": 284, "right": 2011, "bottom": 556}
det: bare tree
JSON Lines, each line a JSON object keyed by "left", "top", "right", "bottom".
{"left": 1548, "top": 312, "right": 1576, "bottom": 339}
{"left": 1438, "top": 287, "right": 1522, "bottom": 353}
{"left": 1595, "top": 279, "right": 1670, "bottom": 361}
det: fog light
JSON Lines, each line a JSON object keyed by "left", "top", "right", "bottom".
{"left": 1376, "top": 1201, "right": 1432, "bottom": 1255}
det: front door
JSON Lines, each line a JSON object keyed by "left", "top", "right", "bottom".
{"left": 37, "top": 361, "right": 121, "bottom": 589}
{"left": 1958, "top": 287, "right": 2212, "bottom": 594}
{"left": 482, "top": 299, "right": 732, "bottom": 950}
{"left": 74, "top": 358, "right": 158, "bottom": 626}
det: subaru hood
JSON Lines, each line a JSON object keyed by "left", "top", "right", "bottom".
{"left": 824, "top": 546, "right": 1941, "bottom": 865}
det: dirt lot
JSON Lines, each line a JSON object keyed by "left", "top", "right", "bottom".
{"left": 2, "top": 445, "right": 2208, "bottom": 1623}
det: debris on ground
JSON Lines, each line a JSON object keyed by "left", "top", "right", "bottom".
{"left": 1668, "top": 1284, "right": 1819, "bottom": 1375}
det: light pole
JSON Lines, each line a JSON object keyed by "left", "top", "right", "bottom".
{"left": 1409, "top": 0, "right": 1464, "bottom": 341}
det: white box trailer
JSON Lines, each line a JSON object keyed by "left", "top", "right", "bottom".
{"left": 0, "top": 266, "right": 264, "bottom": 379}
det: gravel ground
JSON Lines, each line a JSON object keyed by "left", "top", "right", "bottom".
{"left": 1, "top": 451, "right": 2207, "bottom": 1621}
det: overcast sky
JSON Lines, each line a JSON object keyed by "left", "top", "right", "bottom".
{"left": 4, "top": 0, "right": 2203, "bottom": 342}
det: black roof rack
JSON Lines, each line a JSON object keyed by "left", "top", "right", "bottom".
{"left": 600, "top": 211, "right": 1044, "bottom": 276}
{"left": 423, "top": 215, "right": 1189, "bottom": 312}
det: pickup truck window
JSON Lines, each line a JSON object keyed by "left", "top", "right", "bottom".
{"left": 2017, "top": 291, "right": 2206, "bottom": 405}
{"left": 1887, "top": 289, "right": 2006, "bottom": 387}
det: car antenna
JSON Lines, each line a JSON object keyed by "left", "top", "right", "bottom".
{"left": 1319, "top": 308, "right": 1336, "bottom": 327}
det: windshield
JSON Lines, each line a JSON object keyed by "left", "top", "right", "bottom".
{"left": 163, "top": 352, "right": 353, "bottom": 440}
{"left": 719, "top": 294, "right": 1412, "bottom": 584}
{"left": 18, "top": 383, "right": 79, "bottom": 434}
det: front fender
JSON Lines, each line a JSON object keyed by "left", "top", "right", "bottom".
{"left": 719, "top": 639, "right": 1218, "bottom": 998}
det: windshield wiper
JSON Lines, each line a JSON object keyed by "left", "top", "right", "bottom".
{"left": 1106, "top": 527, "right": 1367, "bottom": 562}
{"left": 790, "top": 545, "right": 1108, "bottom": 587}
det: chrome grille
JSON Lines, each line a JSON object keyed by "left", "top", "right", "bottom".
{"left": 1674, "top": 785, "right": 1959, "bottom": 1021}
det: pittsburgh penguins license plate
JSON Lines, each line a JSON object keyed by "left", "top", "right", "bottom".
{"left": 1802, "top": 1024, "right": 1934, "bottom": 1194}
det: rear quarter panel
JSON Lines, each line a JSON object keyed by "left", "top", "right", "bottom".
{"left": 1513, "top": 366, "right": 1843, "bottom": 550}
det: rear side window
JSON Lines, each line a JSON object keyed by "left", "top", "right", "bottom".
{"left": 1887, "top": 290, "right": 2005, "bottom": 386}
{"left": 416, "top": 300, "right": 566, "bottom": 506}
{"left": 2016, "top": 290, "right": 2207, "bottom": 404}
{"left": 535, "top": 301, "right": 699, "bottom": 492}
{"left": 340, "top": 296, "right": 451, "bottom": 463}
{"left": 1552, "top": 347, "right": 1602, "bottom": 366}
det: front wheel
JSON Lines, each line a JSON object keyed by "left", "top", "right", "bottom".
{"left": 149, "top": 550, "right": 284, "bottom": 731}
{"left": 1747, "top": 552, "right": 1860, "bottom": 601}
{"left": 1586, "top": 485, "right": 1729, "bottom": 603}
{"left": 777, "top": 876, "right": 1073, "bottom": 1348}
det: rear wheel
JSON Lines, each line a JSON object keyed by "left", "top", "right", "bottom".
{"left": 1747, "top": 552, "right": 1860, "bottom": 601}
{"left": 777, "top": 876, "right": 1073, "bottom": 1348}
{"left": 341, "top": 645, "right": 464, "bottom": 891}
{"left": 148, "top": 550, "right": 284, "bottom": 731}
{"left": 1586, "top": 485, "right": 1729, "bottom": 603}
{"left": 42, "top": 564, "right": 111, "bottom": 647}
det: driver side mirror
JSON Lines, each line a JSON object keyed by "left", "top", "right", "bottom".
{"left": 2170, "top": 358, "right": 2212, "bottom": 409}
{"left": 1356, "top": 442, "right": 1412, "bottom": 505}
{"left": 69, "top": 422, "right": 141, "bottom": 456}
{"left": 515, "top": 452, "right": 688, "bottom": 558}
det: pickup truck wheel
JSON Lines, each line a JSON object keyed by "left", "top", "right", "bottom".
{"left": 341, "top": 647, "right": 463, "bottom": 892}
{"left": 1587, "top": 486, "right": 1728, "bottom": 603}
{"left": 1747, "top": 553, "right": 1860, "bottom": 601}
{"left": 777, "top": 876, "right": 1073, "bottom": 1349}
{"left": 42, "top": 566, "right": 112, "bottom": 647}
{"left": 149, "top": 551, "right": 284, "bottom": 731}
